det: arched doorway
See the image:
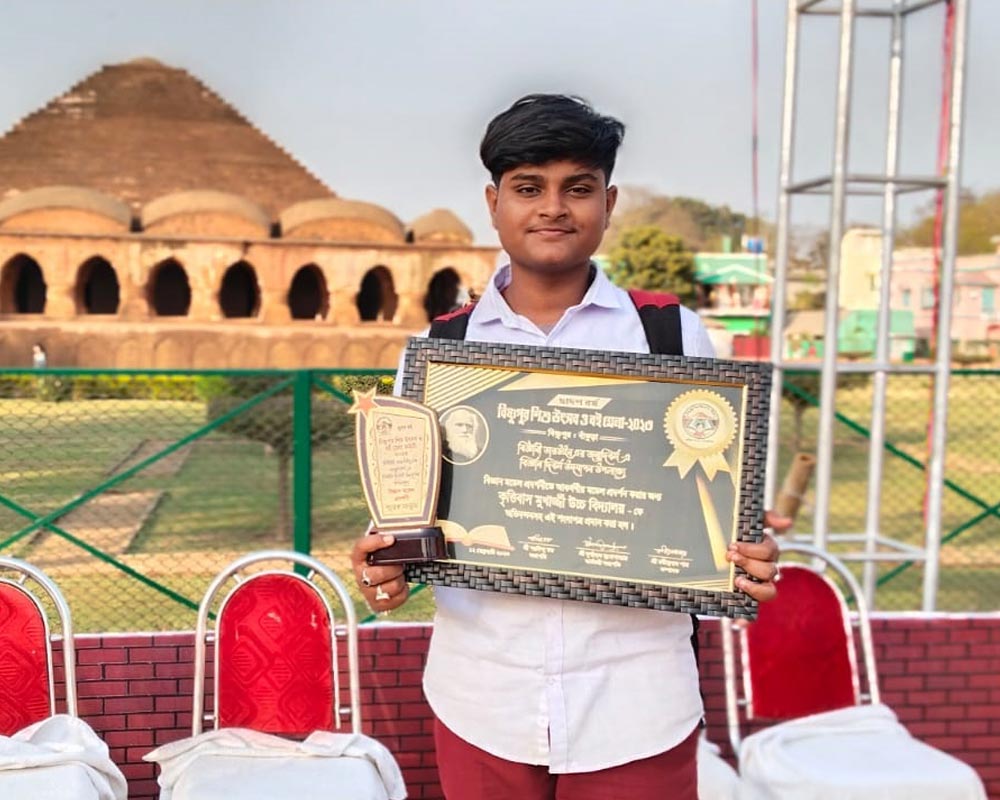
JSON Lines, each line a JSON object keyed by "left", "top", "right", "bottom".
{"left": 76, "top": 256, "right": 120, "bottom": 314}
{"left": 355, "top": 265, "right": 398, "bottom": 322}
{"left": 0, "top": 254, "right": 46, "bottom": 313}
{"left": 148, "top": 258, "right": 192, "bottom": 316}
{"left": 423, "top": 267, "right": 462, "bottom": 321}
{"left": 219, "top": 261, "right": 261, "bottom": 319}
{"left": 288, "top": 264, "right": 329, "bottom": 320}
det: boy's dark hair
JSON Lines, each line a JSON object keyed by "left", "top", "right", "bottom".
{"left": 480, "top": 94, "right": 625, "bottom": 185}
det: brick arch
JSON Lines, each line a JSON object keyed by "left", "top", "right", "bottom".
{"left": 340, "top": 340, "right": 379, "bottom": 369}
{"left": 376, "top": 341, "right": 405, "bottom": 369}
{"left": 76, "top": 336, "right": 107, "bottom": 365}
{"left": 114, "top": 339, "right": 145, "bottom": 368}
{"left": 192, "top": 340, "right": 225, "bottom": 368}
{"left": 268, "top": 341, "right": 300, "bottom": 369}
{"left": 423, "top": 266, "right": 462, "bottom": 322}
{"left": 148, "top": 258, "right": 191, "bottom": 317}
{"left": 75, "top": 256, "right": 120, "bottom": 315}
{"left": 154, "top": 337, "right": 191, "bottom": 368}
{"left": 227, "top": 338, "right": 268, "bottom": 369}
{"left": 0, "top": 253, "right": 47, "bottom": 314}
{"left": 219, "top": 260, "right": 261, "bottom": 319}
{"left": 356, "top": 265, "right": 397, "bottom": 322}
{"left": 303, "top": 342, "right": 337, "bottom": 367}
{"left": 288, "top": 263, "right": 329, "bottom": 321}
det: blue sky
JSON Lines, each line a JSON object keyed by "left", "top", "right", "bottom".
{"left": 2, "top": 0, "right": 997, "bottom": 245}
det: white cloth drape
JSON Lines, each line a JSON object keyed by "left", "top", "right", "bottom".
{"left": 0, "top": 714, "right": 127, "bottom": 800}
{"left": 737, "top": 704, "right": 986, "bottom": 800}
{"left": 145, "top": 728, "right": 407, "bottom": 800}
{"left": 699, "top": 735, "right": 739, "bottom": 800}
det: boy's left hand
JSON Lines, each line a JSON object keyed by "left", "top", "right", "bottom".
{"left": 727, "top": 510, "right": 793, "bottom": 603}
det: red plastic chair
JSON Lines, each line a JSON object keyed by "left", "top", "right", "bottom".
{"left": 0, "top": 556, "right": 78, "bottom": 735}
{"left": 192, "top": 550, "right": 361, "bottom": 736}
{"left": 722, "top": 545, "right": 877, "bottom": 745}
{"left": 145, "top": 550, "right": 403, "bottom": 800}
{"left": 721, "top": 543, "right": 985, "bottom": 800}
{"left": 0, "top": 557, "right": 127, "bottom": 800}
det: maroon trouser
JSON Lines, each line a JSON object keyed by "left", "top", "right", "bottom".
{"left": 433, "top": 718, "right": 699, "bottom": 800}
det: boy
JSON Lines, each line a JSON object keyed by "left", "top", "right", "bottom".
{"left": 352, "top": 94, "right": 786, "bottom": 800}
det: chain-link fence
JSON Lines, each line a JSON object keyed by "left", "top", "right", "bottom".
{"left": 0, "top": 369, "right": 394, "bottom": 632}
{"left": 1, "top": 368, "right": 997, "bottom": 631}
{"left": 778, "top": 368, "right": 1000, "bottom": 612}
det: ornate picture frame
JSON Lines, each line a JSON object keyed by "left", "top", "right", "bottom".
{"left": 399, "top": 338, "right": 772, "bottom": 620}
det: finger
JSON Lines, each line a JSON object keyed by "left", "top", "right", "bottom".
{"left": 364, "top": 577, "right": 409, "bottom": 611}
{"left": 359, "top": 562, "right": 405, "bottom": 588}
{"left": 764, "top": 510, "right": 793, "bottom": 533}
{"left": 736, "top": 575, "right": 777, "bottom": 603}
{"left": 351, "top": 533, "right": 397, "bottom": 565}
{"left": 727, "top": 534, "right": 778, "bottom": 563}
{"left": 737, "top": 557, "right": 779, "bottom": 583}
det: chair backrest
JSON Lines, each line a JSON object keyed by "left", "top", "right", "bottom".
{"left": 0, "top": 557, "right": 77, "bottom": 735}
{"left": 193, "top": 550, "right": 361, "bottom": 737}
{"left": 721, "top": 543, "right": 879, "bottom": 754}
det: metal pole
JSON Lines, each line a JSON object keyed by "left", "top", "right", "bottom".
{"left": 765, "top": 0, "right": 802, "bottom": 509}
{"left": 923, "top": 0, "right": 968, "bottom": 611}
{"left": 862, "top": 0, "right": 905, "bottom": 608}
{"left": 812, "top": 0, "right": 857, "bottom": 553}
{"left": 293, "top": 370, "right": 313, "bottom": 564}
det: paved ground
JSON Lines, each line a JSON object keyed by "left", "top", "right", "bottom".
{"left": 31, "top": 489, "right": 165, "bottom": 568}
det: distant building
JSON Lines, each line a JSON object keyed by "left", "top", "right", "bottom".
{"left": 0, "top": 59, "right": 498, "bottom": 369}
{"left": 694, "top": 251, "right": 772, "bottom": 359}
{"left": 783, "top": 227, "right": 999, "bottom": 362}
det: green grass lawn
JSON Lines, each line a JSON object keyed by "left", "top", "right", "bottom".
{"left": 1, "top": 371, "right": 997, "bottom": 631}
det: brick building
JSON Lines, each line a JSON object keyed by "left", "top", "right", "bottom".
{"left": 0, "top": 58, "right": 498, "bottom": 369}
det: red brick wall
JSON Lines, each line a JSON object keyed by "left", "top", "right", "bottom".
{"left": 59, "top": 616, "right": 999, "bottom": 799}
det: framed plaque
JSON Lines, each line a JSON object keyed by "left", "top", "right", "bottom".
{"left": 399, "top": 338, "right": 771, "bottom": 620}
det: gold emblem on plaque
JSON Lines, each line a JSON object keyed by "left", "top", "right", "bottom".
{"left": 663, "top": 389, "right": 739, "bottom": 571}
{"left": 663, "top": 390, "right": 737, "bottom": 480}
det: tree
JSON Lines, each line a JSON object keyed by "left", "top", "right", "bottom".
{"left": 790, "top": 289, "right": 826, "bottom": 311}
{"left": 606, "top": 225, "right": 696, "bottom": 303}
{"left": 900, "top": 190, "right": 1000, "bottom": 255}
{"left": 605, "top": 187, "right": 775, "bottom": 254}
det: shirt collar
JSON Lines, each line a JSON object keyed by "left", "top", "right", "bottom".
{"left": 475, "top": 262, "right": 625, "bottom": 325}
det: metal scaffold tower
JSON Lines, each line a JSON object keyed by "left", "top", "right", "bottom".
{"left": 764, "top": 0, "right": 970, "bottom": 610}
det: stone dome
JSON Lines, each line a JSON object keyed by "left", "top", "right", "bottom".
{"left": 279, "top": 198, "right": 405, "bottom": 244}
{"left": 0, "top": 186, "right": 132, "bottom": 231}
{"left": 409, "top": 208, "right": 473, "bottom": 245}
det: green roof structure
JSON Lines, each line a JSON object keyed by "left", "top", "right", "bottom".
{"left": 694, "top": 253, "right": 772, "bottom": 286}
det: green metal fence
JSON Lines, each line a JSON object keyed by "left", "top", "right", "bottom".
{"left": 0, "top": 368, "right": 997, "bottom": 631}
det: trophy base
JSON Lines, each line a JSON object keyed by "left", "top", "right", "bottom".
{"left": 367, "top": 527, "right": 448, "bottom": 565}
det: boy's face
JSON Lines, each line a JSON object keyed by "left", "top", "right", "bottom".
{"left": 486, "top": 159, "right": 617, "bottom": 277}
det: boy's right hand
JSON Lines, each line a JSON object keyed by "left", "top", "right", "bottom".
{"left": 351, "top": 533, "right": 409, "bottom": 612}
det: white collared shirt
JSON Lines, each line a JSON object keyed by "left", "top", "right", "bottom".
{"left": 418, "top": 264, "right": 715, "bottom": 773}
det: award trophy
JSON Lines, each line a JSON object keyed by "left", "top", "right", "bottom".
{"left": 350, "top": 388, "right": 448, "bottom": 565}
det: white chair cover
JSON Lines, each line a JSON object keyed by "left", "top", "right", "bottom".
{"left": 737, "top": 704, "right": 986, "bottom": 800}
{"left": 698, "top": 735, "right": 739, "bottom": 800}
{"left": 0, "top": 714, "right": 127, "bottom": 800}
{"left": 145, "top": 727, "right": 407, "bottom": 800}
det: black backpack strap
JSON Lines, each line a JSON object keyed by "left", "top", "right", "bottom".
{"left": 627, "top": 288, "right": 683, "bottom": 356}
{"left": 428, "top": 302, "right": 477, "bottom": 339}
{"left": 628, "top": 289, "right": 702, "bottom": 708}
